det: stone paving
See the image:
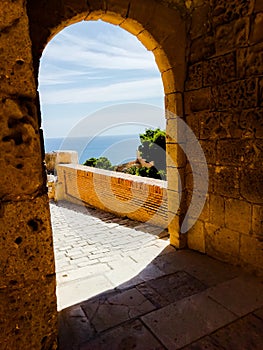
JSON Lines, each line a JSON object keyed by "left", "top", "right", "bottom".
{"left": 51, "top": 201, "right": 263, "bottom": 350}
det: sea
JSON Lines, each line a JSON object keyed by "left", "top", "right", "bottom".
{"left": 44, "top": 134, "right": 141, "bottom": 166}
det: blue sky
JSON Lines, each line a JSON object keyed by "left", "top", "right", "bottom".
{"left": 39, "top": 20, "right": 165, "bottom": 138}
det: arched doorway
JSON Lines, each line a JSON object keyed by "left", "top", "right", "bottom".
{"left": 0, "top": 1, "right": 187, "bottom": 348}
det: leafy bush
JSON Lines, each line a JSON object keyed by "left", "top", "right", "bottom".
{"left": 83, "top": 156, "right": 113, "bottom": 170}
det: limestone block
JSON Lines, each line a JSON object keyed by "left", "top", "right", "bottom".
{"left": 239, "top": 108, "right": 263, "bottom": 139}
{"left": 212, "top": 78, "right": 257, "bottom": 110}
{"left": 216, "top": 139, "right": 248, "bottom": 166}
{"left": 152, "top": 46, "right": 172, "bottom": 73}
{"left": 0, "top": 0, "right": 23, "bottom": 30}
{"left": 137, "top": 29, "right": 159, "bottom": 51}
{"left": 199, "top": 140, "right": 216, "bottom": 165}
{"left": 199, "top": 111, "right": 222, "bottom": 140}
{"left": 255, "top": 0, "right": 263, "bottom": 12}
{"left": 162, "top": 66, "right": 186, "bottom": 94}
{"left": 0, "top": 195, "right": 55, "bottom": 286}
{"left": 167, "top": 189, "right": 181, "bottom": 213}
{"left": 259, "top": 78, "right": 263, "bottom": 106}
{"left": 0, "top": 15, "right": 36, "bottom": 98}
{"left": 166, "top": 142, "right": 187, "bottom": 168}
{"left": 190, "top": 35, "right": 215, "bottom": 63}
{"left": 120, "top": 18, "right": 144, "bottom": 36}
{"left": 213, "top": 166, "right": 239, "bottom": 198}
{"left": 166, "top": 115, "right": 187, "bottom": 144}
{"left": 249, "top": 12, "right": 263, "bottom": 44}
{"left": 237, "top": 43, "right": 263, "bottom": 78}
{"left": 186, "top": 190, "right": 209, "bottom": 222}
{"left": 168, "top": 212, "right": 187, "bottom": 248}
{"left": 105, "top": 0, "right": 131, "bottom": 18}
{"left": 203, "top": 52, "right": 236, "bottom": 86}
{"left": 55, "top": 151, "right": 79, "bottom": 166}
{"left": 166, "top": 166, "right": 184, "bottom": 192}
{"left": 215, "top": 18, "right": 249, "bottom": 54}
{"left": 209, "top": 194, "right": 225, "bottom": 227}
{"left": 185, "top": 62, "right": 203, "bottom": 90}
{"left": 240, "top": 235, "right": 263, "bottom": 273}
{"left": 211, "top": 0, "right": 253, "bottom": 26}
{"left": 165, "top": 92, "right": 184, "bottom": 118}
{"left": 185, "top": 87, "right": 213, "bottom": 114}
{"left": 242, "top": 139, "right": 263, "bottom": 167}
{"left": 186, "top": 114, "right": 200, "bottom": 139}
{"left": 252, "top": 205, "right": 263, "bottom": 238}
{"left": 205, "top": 223, "right": 240, "bottom": 264}
{"left": 0, "top": 278, "right": 57, "bottom": 350}
{"left": 0, "top": 98, "right": 45, "bottom": 199}
{"left": 225, "top": 198, "right": 252, "bottom": 234}
{"left": 188, "top": 219, "right": 206, "bottom": 253}
{"left": 160, "top": 33, "right": 186, "bottom": 80}
{"left": 190, "top": 3, "right": 211, "bottom": 40}
{"left": 0, "top": 194, "right": 57, "bottom": 345}
{"left": 240, "top": 168, "right": 263, "bottom": 204}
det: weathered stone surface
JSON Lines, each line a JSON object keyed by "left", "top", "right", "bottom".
{"left": 190, "top": 3, "right": 211, "bottom": 39}
{"left": 213, "top": 166, "right": 239, "bottom": 198}
{"left": 81, "top": 288, "right": 155, "bottom": 332}
{"left": 216, "top": 139, "right": 248, "bottom": 166}
{"left": 80, "top": 319, "right": 165, "bottom": 350}
{"left": 252, "top": 205, "right": 263, "bottom": 239}
{"left": 250, "top": 12, "right": 263, "bottom": 44}
{"left": 186, "top": 114, "right": 200, "bottom": 138}
{"left": 0, "top": 15, "right": 36, "bottom": 98}
{"left": 225, "top": 198, "right": 251, "bottom": 234}
{"left": 199, "top": 140, "right": 216, "bottom": 164}
{"left": 185, "top": 62, "right": 203, "bottom": 90}
{"left": 239, "top": 108, "right": 263, "bottom": 139}
{"left": 190, "top": 35, "right": 215, "bottom": 63}
{"left": 185, "top": 314, "right": 263, "bottom": 349}
{"left": 259, "top": 78, "right": 263, "bottom": 106}
{"left": 203, "top": 52, "right": 236, "bottom": 86}
{"left": 199, "top": 112, "right": 221, "bottom": 140}
{"left": 211, "top": 0, "right": 253, "bottom": 26}
{"left": 240, "top": 168, "right": 263, "bottom": 204}
{"left": 187, "top": 219, "right": 206, "bottom": 252}
{"left": 141, "top": 291, "right": 236, "bottom": 349}
{"left": 212, "top": 78, "right": 258, "bottom": 110}
{"left": 240, "top": 235, "right": 263, "bottom": 272}
{"left": 237, "top": 43, "right": 263, "bottom": 78}
{"left": 137, "top": 271, "right": 206, "bottom": 308}
{"left": 255, "top": 0, "right": 263, "bottom": 12}
{"left": 0, "top": 195, "right": 55, "bottom": 285}
{"left": 0, "top": 279, "right": 57, "bottom": 350}
{"left": 205, "top": 224, "right": 240, "bottom": 264}
{"left": 207, "top": 275, "right": 263, "bottom": 316}
{"left": 185, "top": 87, "right": 213, "bottom": 114}
{"left": 215, "top": 17, "right": 249, "bottom": 54}
{"left": 209, "top": 194, "right": 225, "bottom": 227}
{"left": 0, "top": 98, "right": 44, "bottom": 199}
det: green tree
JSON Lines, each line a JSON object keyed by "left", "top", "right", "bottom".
{"left": 83, "top": 156, "right": 113, "bottom": 170}
{"left": 138, "top": 128, "right": 166, "bottom": 179}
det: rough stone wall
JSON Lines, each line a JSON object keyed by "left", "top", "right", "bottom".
{"left": 1, "top": 0, "right": 263, "bottom": 347}
{"left": 57, "top": 164, "right": 168, "bottom": 228}
{"left": 185, "top": 0, "right": 263, "bottom": 273}
{"left": 0, "top": 1, "right": 57, "bottom": 349}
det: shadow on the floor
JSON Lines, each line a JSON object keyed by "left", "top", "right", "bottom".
{"left": 57, "top": 247, "right": 263, "bottom": 350}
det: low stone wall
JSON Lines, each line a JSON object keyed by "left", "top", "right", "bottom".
{"left": 56, "top": 164, "right": 168, "bottom": 228}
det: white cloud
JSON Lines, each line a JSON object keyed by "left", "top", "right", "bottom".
{"left": 40, "top": 77, "right": 163, "bottom": 105}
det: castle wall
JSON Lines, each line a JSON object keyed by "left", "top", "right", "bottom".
{"left": 0, "top": 0, "right": 262, "bottom": 348}
{"left": 56, "top": 164, "right": 168, "bottom": 228}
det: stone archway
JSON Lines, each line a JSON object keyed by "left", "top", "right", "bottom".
{"left": 0, "top": 1, "right": 186, "bottom": 348}
{"left": 27, "top": 1, "right": 187, "bottom": 247}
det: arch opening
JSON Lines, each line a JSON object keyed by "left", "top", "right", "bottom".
{"left": 40, "top": 17, "right": 179, "bottom": 306}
